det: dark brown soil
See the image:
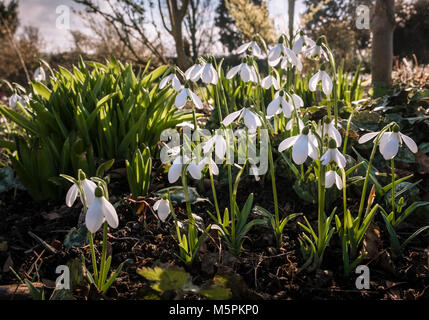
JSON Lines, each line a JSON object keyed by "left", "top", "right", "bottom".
{"left": 0, "top": 169, "right": 428, "bottom": 300}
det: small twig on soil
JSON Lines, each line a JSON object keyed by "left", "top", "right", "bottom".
{"left": 27, "top": 231, "right": 57, "bottom": 254}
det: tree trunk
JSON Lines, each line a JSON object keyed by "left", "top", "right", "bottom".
{"left": 371, "top": 0, "right": 395, "bottom": 94}
{"left": 288, "top": 0, "right": 295, "bottom": 41}
{"left": 168, "top": 0, "right": 192, "bottom": 70}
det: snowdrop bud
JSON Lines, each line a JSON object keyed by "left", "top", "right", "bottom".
{"left": 328, "top": 138, "right": 337, "bottom": 149}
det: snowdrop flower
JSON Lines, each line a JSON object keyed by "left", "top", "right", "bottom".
{"left": 279, "top": 127, "right": 318, "bottom": 165}
{"left": 325, "top": 170, "right": 343, "bottom": 190}
{"left": 237, "top": 39, "right": 262, "bottom": 58}
{"left": 261, "top": 74, "right": 280, "bottom": 90}
{"left": 66, "top": 171, "right": 97, "bottom": 208}
{"left": 203, "top": 132, "right": 227, "bottom": 160}
{"left": 268, "top": 42, "right": 285, "bottom": 67}
{"left": 290, "top": 93, "right": 304, "bottom": 109}
{"left": 250, "top": 165, "right": 260, "bottom": 182}
{"left": 286, "top": 117, "right": 305, "bottom": 131}
{"left": 174, "top": 87, "right": 203, "bottom": 109}
{"left": 280, "top": 48, "right": 303, "bottom": 72}
{"left": 292, "top": 33, "right": 316, "bottom": 55}
{"left": 160, "top": 73, "right": 182, "bottom": 91}
{"left": 222, "top": 107, "right": 262, "bottom": 133}
{"left": 200, "top": 62, "right": 218, "bottom": 85}
{"left": 33, "top": 67, "right": 46, "bottom": 82}
{"left": 267, "top": 91, "right": 294, "bottom": 118}
{"left": 303, "top": 38, "right": 328, "bottom": 60}
{"left": 226, "top": 61, "right": 258, "bottom": 83}
{"left": 168, "top": 155, "right": 202, "bottom": 183}
{"left": 153, "top": 197, "right": 171, "bottom": 222}
{"left": 323, "top": 118, "right": 342, "bottom": 147}
{"left": 185, "top": 63, "right": 204, "bottom": 82}
{"left": 8, "top": 93, "right": 27, "bottom": 108}
{"left": 85, "top": 186, "right": 119, "bottom": 233}
{"left": 198, "top": 156, "right": 219, "bottom": 176}
{"left": 309, "top": 69, "right": 333, "bottom": 95}
{"left": 358, "top": 125, "right": 418, "bottom": 160}
{"left": 321, "top": 139, "right": 347, "bottom": 168}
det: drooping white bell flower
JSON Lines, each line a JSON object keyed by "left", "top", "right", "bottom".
{"left": 325, "top": 170, "right": 343, "bottom": 190}
{"left": 261, "top": 74, "right": 280, "bottom": 90}
{"left": 185, "top": 63, "right": 204, "bottom": 82}
{"left": 85, "top": 186, "right": 119, "bottom": 233}
{"left": 289, "top": 93, "right": 304, "bottom": 109}
{"left": 66, "top": 173, "right": 97, "bottom": 208}
{"left": 236, "top": 40, "right": 262, "bottom": 58}
{"left": 323, "top": 118, "right": 342, "bottom": 147}
{"left": 309, "top": 70, "right": 333, "bottom": 95}
{"left": 153, "top": 197, "right": 171, "bottom": 222}
{"left": 168, "top": 155, "right": 203, "bottom": 183}
{"left": 359, "top": 125, "right": 418, "bottom": 160}
{"left": 33, "top": 67, "right": 46, "bottom": 82}
{"left": 286, "top": 117, "right": 305, "bottom": 131}
{"left": 160, "top": 73, "right": 182, "bottom": 91}
{"left": 226, "top": 62, "right": 259, "bottom": 83}
{"left": 203, "top": 132, "right": 227, "bottom": 160}
{"left": 198, "top": 156, "right": 219, "bottom": 176}
{"left": 267, "top": 91, "right": 294, "bottom": 118}
{"left": 303, "top": 40, "right": 328, "bottom": 60}
{"left": 278, "top": 127, "right": 318, "bottom": 165}
{"left": 280, "top": 48, "right": 303, "bottom": 72}
{"left": 321, "top": 139, "right": 347, "bottom": 168}
{"left": 8, "top": 93, "right": 27, "bottom": 108}
{"left": 200, "top": 62, "right": 218, "bottom": 85}
{"left": 268, "top": 43, "right": 285, "bottom": 67}
{"left": 222, "top": 107, "right": 262, "bottom": 133}
{"left": 176, "top": 121, "right": 195, "bottom": 130}
{"left": 174, "top": 87, "right": 203, "bottom": 109}
{"left": 292, "top": 34, "right": 316, "bottom": 55}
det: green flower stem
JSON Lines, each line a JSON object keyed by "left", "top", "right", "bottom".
{"left": 181, "top": 169, "right": 194, "bottom": 223}
{"left": 98, "top": 222, "right": 108, "bottom": 288}
{"left": 317, "top": 161, "right": 326, "bottom": 244}
{"left": 391, "top": 158, "right": 396, "bottom": 218}
{"left": 209, "top": 170, "right": 221, "bottom": 222}
{"left": 267, "top": 142, "right": 281, "bottom": 246}
{"left": 88, "top": 232, "right": 98, "bottom": 284}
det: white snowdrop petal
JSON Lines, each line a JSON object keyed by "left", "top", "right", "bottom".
{"left": 215, "top": 135, "right": 227, "bottom": 160}
{"left": 358, "top": 132, "right": 379, "bottom": 144}
{"left": 335, "top": 173, "right": 343, "bottom": 190}
{"left": 222, "top": 109, "right": 242, "bottom": 127}
{"left": 400, "top": 133, "right": 418, "bottom": 153}
{"left": 159, "top": 74, "right": 171, "bottom": 89}
{"left": 292, "top": 94, "right": 304, "bottom": 109}
{"left": 202, "top": 136, "right": 216, "bottom": 154}
{"left": 280, "top": 98, "right": 293, "bottom": 118}
{"left": 380, "top": 133, "right": 399, "bottom": 160}
{"left": 101, "top": 197, "right": 119, "bottom": 229}
{"left": 309, "top": 72, "right": 320, "bottom": 92}
{"left": 65, "top": 184, "right": 79, "bottom": 207}
{"left": 172, "top": 76, "right": 182, "bottom": 91}
{"left": 85, "top": 198, "right": 105, "bottom": 233}
{"left": 334, "top": 149, "right": 347, "bottom": 168}
{"left": 237, "top": 42, "right": 251, "bottom": 54}
{"left": 240, "top": 64, "right": 251, "bottom": 82}
{"left": 174, "top": 89, "right": 188, "bottom": 109}
{"left": 321, "top": 150, "right": 331, "bottom": 166}
{"left": 82, "top": 179, "right": 97, "bottom": 207}
{"left": 325, "top": 171, "right": 335, "bottom": 188}
{"left": 153, "top": 199, "right": 161, "bottom": 211}
{"left": 267, "top": 98, "right": 281, "bottom": 118}
{"left": 226, "top": 64, "right": 241, "bottom": 79}
{"left": 188, "top": 90, "right": 203, "bottom": 109}
{"left": 278, "top": 136, "right": 299, "bottom": 152}
{"left": 168, "top": 164, "right": 182, "bottom": 183}
{"left": 292, "top": 135, "right": 309, "bottom": 165}
{"left": 187, "top": 162, "right": 202, "bottom": 180}
{"left": 321, "top": 71, "right": 333, "bottom": 95}
{"left": 157, "top": 200, "right": 171, "bottom": 222}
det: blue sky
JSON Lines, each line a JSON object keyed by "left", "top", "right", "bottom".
{"left": 18, "top": 0, "right": 305, "bottom": 52}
